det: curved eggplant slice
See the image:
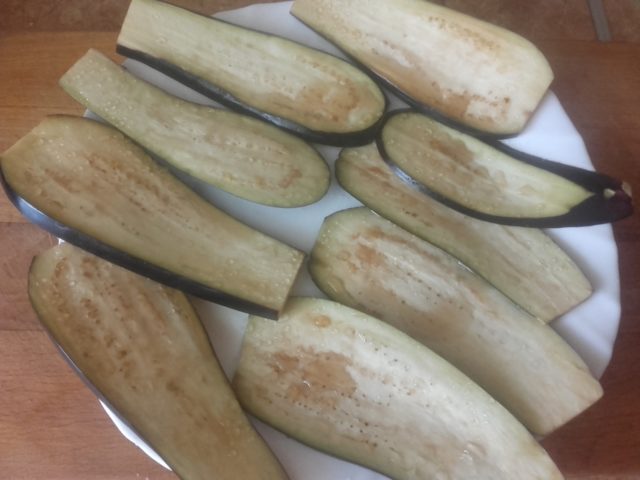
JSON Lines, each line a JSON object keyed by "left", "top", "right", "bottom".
{"left": 291, "top": 0, "right": 553, "bottom": 137}
{"left": 29, "top": 243, "right": 289, "bottom": 480}
{"left": 378, "top": 110, "right": 632, "bottom": 227}
{"left": 60, "top": 49, "right": 330, "bottom": 208}
{"left": 0, "top": 115, "right": 304, "bottom": 318}
{"left": 116, "top": 0, "right": 386, "bottom": 146}
{"left": 335, "top": 144, "right": 592, "bottom": 323}
{"left": 233, "top": 297, "right": 564, "bottom": 479}
{"left": 308, "top": 208, "right": 603, "bottom": 436}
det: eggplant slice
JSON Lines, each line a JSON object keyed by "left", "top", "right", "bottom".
{"left": 378, "top": 110, "right": 632, "bottom": 227}
{"left": 0, "top": 115, "right": 304, "bottom": 318}
{"left": 29, "top": 243, "right": 289, "bottom": 480}
{"left": 336, "top": 144, "right": 592, "bottom": 322}
{"left": 233, "top": 297, "right": 563, "bottom": 479}
{"left": 60, "top": 49, "right": 330, "bottom": 207}
{"left": 291, "top": 0, "right": 553, "bottom": 136}
{"left": 116, "top": 0, "right": 386, "bottom": 146}
{"left": 309, "top": 208, "right": 603, "bottom": 436}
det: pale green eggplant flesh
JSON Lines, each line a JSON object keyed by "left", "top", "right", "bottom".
{"left": 291, "top": 0, "right": 553, "bottom": 136}
{"left": 116, "top": 0, "right": 386, "bottom": 145}
{"left": 336, "top": 143, "right": 592, "bottom": 322}
{"left": 28, "top": 243, "right": 289, "bottom": 480}
{"left": 380, "top": 111, "right": 593, "bottom": 220}
{"left": 309, "top": 208, "right": 602, "bottom": 436}
{"left": 60, "top": 49, "right": 330, "bottom": 207}
{"left": 233, "top": 297, "right": 563, "bottom": 479}
{"left": 0, "top": 115, "right": 304, "bottom": 316}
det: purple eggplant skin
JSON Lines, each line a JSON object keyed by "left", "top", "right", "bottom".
{"left": 377, "top": 109, "right": 633, "bottom": 228}
{"left": 115, "top": 11, "right": 388, "bottom": 147}
{"left": 290, "top": 15, "right": 516, "bottom": 141}
{"left": 0, "top": 169, "right": 278, "bottom": 319}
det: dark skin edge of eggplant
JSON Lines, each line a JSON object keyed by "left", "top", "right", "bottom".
{"left": 377, "top": 109, "right": 633, "bottom": 228}
{"left": 289, "top": 14, "right": 518, "bottom": 140}
{"left": 0, "top": 170, "right": 279, "bottom": 319}
{"left": 115, "top": 44, "right": 387, "bottom": 147}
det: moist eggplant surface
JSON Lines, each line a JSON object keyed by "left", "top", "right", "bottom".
{"left": 29, "top": 243, "right": 289, "bottom": 480}
{"left": 336, "top": 144, "right": 592, "bottom": 322}
{"left": 117, "top": 0, "right": 386, "bottom": 145}
{"left": 60, "top": 49, "right": 330, "bottom": 207}
{"left": 233, "top": 297, "right": 563, "bottom": 480}
{"left": 309, "top": 208, "right": 603, "bottom": 436}
{"left": 0, "top": 115, "right": 304, "bottom": 317}
{"left": 291, "top": 0, "right": 553, "bottom": 136}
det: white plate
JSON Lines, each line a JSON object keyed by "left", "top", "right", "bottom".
{"left": 98, "top": 2, "right": 620, "bottom": 478}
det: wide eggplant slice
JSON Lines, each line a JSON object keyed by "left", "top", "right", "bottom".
{"left": 378, "top": 110, "right": 633, "bottom": 227}
{"left": 29, "top": 243, "right": 289, "bottom": 480}
{"left": 116, "top": 0, "right": 386, "bottom": 146}
{"left": 291, "top": 0, "right": 553, "bottom": 136}
{"left": 233, "top": 297, "right": 563, "bottom": 479}
{"left": 0, "top": 116, "right": 304, "bottom": 317}
{"left": 308, "top": 208, "right": 602, "bottom": 436}
{"left": 336, "top": 144, "right": 592, "bottom": 322}
{"left": 60, "top": 49, "right": 330, "bottom": 207}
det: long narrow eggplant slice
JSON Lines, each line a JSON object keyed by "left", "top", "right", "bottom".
{"left": 336, "top": 144, "right": 592, "bottom": 322}
{"left": 233, "top": 297, "right": 563, "bottom": 479}
{"left": 116, "top": 0, "right": 386, "bottom": 146}
{"left": 378, "top": 110, "right": 632, "bottom": 227}
{"left": 60, "top": 49, "right": 330, "bottom": 207}
{"left": 29, "top": 243, "right": 289, "bottom": 480}
{"left": 309, "top": 208, "right": 602, "bottom": 436}
{"left": 291, "top": 0, "right": 553, "bottom": 136}
{"left": 0, "top": 116, "right": 304, "bottom": 317}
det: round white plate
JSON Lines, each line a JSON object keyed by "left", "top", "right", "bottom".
{"left": 98, "top": 2, "right": 620, "bottom": 478}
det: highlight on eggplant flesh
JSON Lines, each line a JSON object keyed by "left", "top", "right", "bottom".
{"left": 291, "top": 0, "right": 554, "bottom": 137}
{"left": 377, "top": 110, "right": 633, "bottom": 228}
{"left": 233, "top": 297, "right": 564, "bottom": 480}
{"left": 116, "top": 0, "right": 387, "bottom": 146}
{"left": 0, "top": 115, "right": 304, "bottom": 318}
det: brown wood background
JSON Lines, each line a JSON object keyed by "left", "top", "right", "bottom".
{"left": 1, "top": 1, "right": 639, "bottom": 479}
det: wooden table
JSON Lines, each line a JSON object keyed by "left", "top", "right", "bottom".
{"left": 1, "top": 1, "right": 639, "bottom": 478}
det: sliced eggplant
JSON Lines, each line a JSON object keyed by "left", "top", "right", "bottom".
{"left": 378, "top": 110, "right": 632, "bottom": 227}
{"left": 29, "top": 243, "right": 288, "bottom": 480}
{"left": 336, "top": 143, "right": 592, "bottom": 322}
{"left": 0, "top": 115, "right": 304, "bottom": 317}
{"left": 233, "top": 297, "right": 563, "bottom": 479}
{"left": 309, "top": 208, "right": 602, "bottom": 436}
{"left": 116, "top": 0, "right": 386, "bottom": 146}
{"left": 60, "top": 49, "right": 329, "bottom": 207}
{"left": 291, "top": 0, "right": 553, "bottom": 136}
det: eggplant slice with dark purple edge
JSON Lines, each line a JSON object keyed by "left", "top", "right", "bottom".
{"left": 116, "top": 0, "right": 386, "bottom": 146}
{"left": 28, "top": 243, "right": 289, "bottom": 480}
{"left": 0, "top": 115, "right": 304, "bottom": 319}
{"left": 291, "top": 0, "right": 554, "bottom": 138}
{"left": 377, "top": 110, "right": 632, "bottom": 228}
{"left": 60, "top": 49, "right": 330, "bottom": 208}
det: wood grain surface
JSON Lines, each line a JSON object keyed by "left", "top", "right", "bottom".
{"left": 1, "top": 1, "right": 639, "bottom": 479}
